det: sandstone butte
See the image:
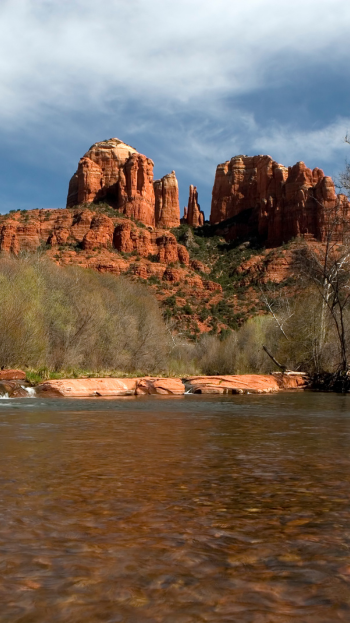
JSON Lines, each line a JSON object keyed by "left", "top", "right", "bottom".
{"left": 0, "top": 139, "right": 349, "bottom": 337}
{"left": 210, "top": 154, "right": 350, "bottom": 247}
{"left": 67, "top": 138, "right": 180, "bottom": 229}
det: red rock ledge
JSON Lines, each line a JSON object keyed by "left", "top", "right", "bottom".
{"left": 185, "top": 373, "right": 308, "bottom": 394}
{"left": 35, "top": 374, "right": 308, "bottom": 397}
{"left": 0, "top": 369, "right": 26, "bottom": 380}
{"left": 36, "top": 377, "right": 185, "bottom": 397}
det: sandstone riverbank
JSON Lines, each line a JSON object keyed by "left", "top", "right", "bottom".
{"left": 35, "top": 373, "right": 308, "bottom": 397}
{"left": 0, "top": 370, "right": 309, "bottom": 398}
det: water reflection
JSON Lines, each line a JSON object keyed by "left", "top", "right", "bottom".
{"left": 0, "top": 393, "right": 350, "bottom": 622}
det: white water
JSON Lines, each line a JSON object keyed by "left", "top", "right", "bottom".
{"left": 22, "top": 386, "right": 36, "bottom": 397}
{"left": 0, "top": 393, "right": 10, "bottom": 399}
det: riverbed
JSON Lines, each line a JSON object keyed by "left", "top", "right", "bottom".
{"left": 0, "top": 393, "right": 350, "bottom": 622}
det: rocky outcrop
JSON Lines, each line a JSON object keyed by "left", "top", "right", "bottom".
{"left": 272, "top": 372, "right": 309, "bottom": 389}
{"left": 67, "top": 138, "right": 180, "bottom": 229}
{"left": 210, "top": 155, "right": 350, "bottom": 246}
{"left": 36, "top": 377, "right": 185, "bottom": 397}
{"left": 183, "top": 185, "right": 205, "bottom": 227}
{"left": 154, "top": 172, "right": 180, "bottom": 229}
{"left": 0, "top": 205, "right": 223, "bottom": 338}
{"left": 0, "top": 208, "right": 188, "bottom": 266}
{"left": 113, "top": 221, "right": 189, "bottom": 264}
{"left": 32, "top": 375, "right": 308, "bottom": 398}
{"left": 135, "top": 377, "right": 185, "bottom": 395}
{"left": 36, "top": 378, "right": 138, "bottom": 397}
{"left": 0, "top": 381, "right": 29, "bottom": 397}
{"left": 0, "top": 369, "right": 26, "bottom": 380}
{"left": 186, "top": 375, "right": 281, "bottom": 394}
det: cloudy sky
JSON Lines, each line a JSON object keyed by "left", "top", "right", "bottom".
{"left": 0, "top": 0, "right": 349, "bottom": 217}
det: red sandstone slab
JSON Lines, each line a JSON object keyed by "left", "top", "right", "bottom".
{"left": 185, "top": 375, "right": 281, "bottom": 394}
{"left": 136, "top": 378, "right": 185, "bottom": 395}
{"left": 36, "top": 377, "right": 185, "bottom": 397}
{"left": 272, "top": 372, "right": 309, "bottom": 389}
{"left": 36, "top": 378, "right": 138, "bottom": 397}
{"left": 0, "top": 369, "right": 26, "bottom": 381}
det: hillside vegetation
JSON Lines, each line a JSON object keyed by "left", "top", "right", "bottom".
{"left": 0, "top": 252, "right": 347, "bottom": 380}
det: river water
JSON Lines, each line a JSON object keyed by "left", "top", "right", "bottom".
{"left": 0, "top": 393, "right": 350, "bottom": 623}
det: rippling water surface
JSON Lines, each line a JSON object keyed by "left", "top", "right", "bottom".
{"left": 1, "top": 393, "right": 350, "bottom": 622}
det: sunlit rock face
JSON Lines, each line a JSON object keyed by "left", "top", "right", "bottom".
{"left": 154, "top": 171, "right": 180, "bottom": 229}
{"left": 67, "top": 138, "right": 180, "bottom": 229}
{"left": 210, "top": 155, "right": 350, "bottom": 246}
{"left": 183, "top": 185, "right": 204, "bottom": 227}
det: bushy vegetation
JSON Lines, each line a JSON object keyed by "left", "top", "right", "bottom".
{"left": 0, "top": 254, "right": 348, "bottom": 380}
{"left": 0, "top": 256, "right": 167, "bottom": 374}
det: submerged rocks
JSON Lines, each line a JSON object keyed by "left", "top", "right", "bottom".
{"left": 0, "top": 381, "right": 30, "bottom": 398}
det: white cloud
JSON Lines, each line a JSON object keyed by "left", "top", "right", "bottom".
{"left": 251, "top": 119, "right": 350, "bottom": 171}
{"left": 140, "top": 110, "right": 350, "bottom": 191}
{"left": 0, "top": 0, "right": 349, "bottom": 127}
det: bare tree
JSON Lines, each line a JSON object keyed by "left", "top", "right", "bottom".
{"left": 338, "top": 135, "right": 350, "bottom": 196}
{"left": 297, "top": 196, "right": 350, "bottom": 374}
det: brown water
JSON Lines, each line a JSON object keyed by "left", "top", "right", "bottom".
{"left": 0, "top": 393, "right": 350, "bottom": 622}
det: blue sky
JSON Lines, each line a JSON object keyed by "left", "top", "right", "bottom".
{"left": 0, "top": 0, "right": 349, "bottom": 218}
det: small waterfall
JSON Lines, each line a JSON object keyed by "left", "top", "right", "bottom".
{"left": 22, "top": 386, "right": 36, "bottom": 397}
{"left": 0, "top": 393, "right": 10, "bottom": 400}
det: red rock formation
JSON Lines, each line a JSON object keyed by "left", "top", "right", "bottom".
{"left": 235, "top": 248, "right": 296, "bottom": 285}
{"left": 185, "top": 375, "right": 281, "bottom": 394}
{"left": 154, "top": 171, "right": 180, "bottom": 228}
{"left": 0, "top": 206, "right": 231, "bottom": 339}
{"left": 67, "top": 139, "right": 155, "bottom": 226}
{"left": 0, "top": 208, "right": 189, "bottom": 269}
{"left": 0, "top": 381, "right": 28, "bottom": 397}
{"left": 81, "top": 214, "right": 115, "bottom": 251}
{"left": 272, "top": 372, "right": 309, "bottom": 389}
{"left": 36, "top": 378, "right": 138, "bottom": 397}
{"left": 0, "top": 369, "right": 26, "bottom": 380}
{"left": 184, "top": 185, "right": 204, "bottom": 227}
{"left": 135, "top": 377, "right": 185, "bottom": 395}
{"left": 67, "top": 138, "right": 180, "bottom": 229}
{"left": 210, "top": 155, "right": 350, "bottom": 246}
{"left": 113, "top": 221, "right": 188, "bottom": 264}
{"left": 36, "top": 377, "right": 185, "bottom": 396}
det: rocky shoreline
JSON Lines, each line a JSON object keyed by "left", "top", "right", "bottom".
{"left": 0, "top": 370, "right": 309, "bottom": 398}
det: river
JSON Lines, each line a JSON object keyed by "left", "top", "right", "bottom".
{"left": 0, "top": 393, "right": 350, "bottom": 622}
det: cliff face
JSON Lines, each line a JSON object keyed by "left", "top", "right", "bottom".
{"left": 0, "top": 208, "right": 188, "bottom": 265}
{"left": 67, "top": 138, "right": 180, "bottom": 229}
{"left": 2, "top": 142, "right": 350, "bottom": 339}
{"left": 210, "top": 155, "right": 350, "bottom": 246}
{"left": 154, "top": 171, "right": 180, "bottom": 229}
